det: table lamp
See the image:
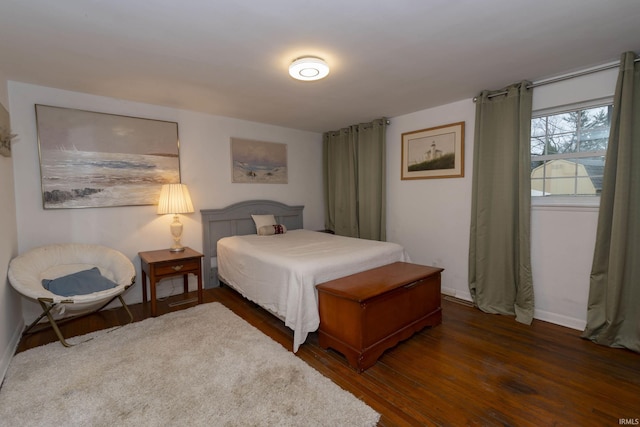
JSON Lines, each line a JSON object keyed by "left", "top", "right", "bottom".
{"left": 157, "top": 183, "right": 194, "bottom": 252}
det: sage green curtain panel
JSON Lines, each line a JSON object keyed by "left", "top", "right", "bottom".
{"left": 323, "top": 127, "right": 358, "bottom": 236}
{"left": 323, "top": 118, "right": 387, "bottom": 240}
{"left": 469, "top": 82, "right": 534, "bottom": 325}
{"left": 582, "top": 52, "right": 640, "bottom": 353}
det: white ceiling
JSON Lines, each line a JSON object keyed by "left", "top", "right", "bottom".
{"left": 1, "top": 0, "right": 639, "bottom": 132}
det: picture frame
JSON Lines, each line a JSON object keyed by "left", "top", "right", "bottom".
{"left": 401, "top": 121, "right": 465, "bottom": 180}
{"left": 230, "top": 137, "right": 288, "bottom": 184}
{"left": 0, "top": 103, "right": 13, "bottom": 157}
{"left": 36, "top": 104, "right": 181, "bottom": 209}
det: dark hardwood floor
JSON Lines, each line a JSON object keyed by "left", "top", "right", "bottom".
{"left": 15, "top": 287, "right": 640, "bottom": 426}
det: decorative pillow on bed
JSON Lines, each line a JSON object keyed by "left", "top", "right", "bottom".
{"left": 258, "top": 224, "right": 287, "bottom": 236}
{"left": 251, "top": 214, "right": 276, "bottom": 232}
{"left": 42, "top": 267, "right": 117, "bottom": 297}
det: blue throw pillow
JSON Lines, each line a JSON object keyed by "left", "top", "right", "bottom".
{"left": 42, "top": 267, "right": 117, "bottom": 297}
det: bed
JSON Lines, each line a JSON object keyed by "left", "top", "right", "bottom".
{"left": 201, "top": 200, "right": 410, "bottom": 351}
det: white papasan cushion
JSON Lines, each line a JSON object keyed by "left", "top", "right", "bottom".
{"left": 8, "top": 243, "right": 135, "bottom": 304}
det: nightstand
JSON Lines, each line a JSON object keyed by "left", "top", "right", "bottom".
{"left": 139, "top": 247, "right": 204, "bottom": 317}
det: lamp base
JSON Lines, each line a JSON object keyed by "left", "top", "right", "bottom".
{"left": 169, "top": 214, "right": 186, "bottom": 252}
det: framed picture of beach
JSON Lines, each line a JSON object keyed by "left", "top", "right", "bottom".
{"left": 35, "top": 105, "right": 180, "bottom": 209}
{"left": 401, "top": 121, "right": 465, "bottom": 180}
{"left": 230, "top": 137, "right": 288, "bottom": 184}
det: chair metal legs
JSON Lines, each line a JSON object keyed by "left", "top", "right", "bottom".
{"left": 24, "top": 295, "right": 134, "bottom": 347}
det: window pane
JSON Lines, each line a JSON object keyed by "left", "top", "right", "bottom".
{"left": 530, "top": 159, "right": 544, "bottom": 172}
{"left": 531, "top": 136, "right": 545, "bottom": 155}
{"left": 579, "top": 130, "right": 609, "bottom": 154}
{"left": 531, "top": 160, "right": 546, "bottom": 177}
{"left": 574, "top": 156, "right": 604, "bottom": 193}
{"left": 579, "top": 131, "right": 609, "bottom": 152}
{"left": 583, "top": 105, "right": 611, "bottom": 127}
{"left": 530, "top": 103, "right": 610, "bottom": 197}
{"left": 548, "top": 133, "right": 577, "bottom": 154}
{"left": 546, "top": 177, "right": 577, "bottom": 195}
{"left": 531, "top": 117, "right": 546, "bottom": 137}
{"left": 531, "top": 178, "right": 546, "bottom": 196}
{"left": 546, "top": 159, "right": 577, "bottom": 177}
{"left": 560, "top": 157, "right": 604, "bottom": 176}
{"left": 579, "top": 106, "right": 610, "bottom": 152}
{"left": 548, "top": 112, "right": 577, "bottom": 134}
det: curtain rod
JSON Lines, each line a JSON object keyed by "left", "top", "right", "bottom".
{"left": 472, "top": 57, "right": 640, "bottom": 102}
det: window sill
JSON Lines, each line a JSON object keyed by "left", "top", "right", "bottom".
{"left": 532, "top": 196, "right": 600, "bottom": 212}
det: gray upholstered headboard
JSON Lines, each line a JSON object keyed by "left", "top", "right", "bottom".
{"left": 200, "top": 200, "right": 304, "bottom": 288}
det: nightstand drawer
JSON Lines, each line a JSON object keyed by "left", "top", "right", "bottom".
{"left": 154, "top": 259, "right": 200, "bottom": 276}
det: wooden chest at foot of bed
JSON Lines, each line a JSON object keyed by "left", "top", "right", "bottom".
{"left": 316, "top": 262, "right": 443, "bottom": 372}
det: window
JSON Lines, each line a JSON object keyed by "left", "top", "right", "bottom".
{"left": 531, "top": 102, "right": 612, "bottom": 197}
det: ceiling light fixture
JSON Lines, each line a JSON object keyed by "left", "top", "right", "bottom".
{"left": 289, "top": 57, "right": 330, "bottom": 81}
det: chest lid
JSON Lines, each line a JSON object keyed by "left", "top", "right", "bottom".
{"left": 316, "top": 262, "right": 443, "bottom": 302}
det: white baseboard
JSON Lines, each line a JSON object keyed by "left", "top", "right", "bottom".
{"left": 441, "top": 287, "right": 586, "bottom": 332}
{"left": 441, "top": 286, "right": 473, "bottom": 303}
{"left": 0, "top": 318, "right": 24, "bottom": 385}
{"left": 441, "top": 286, "right": 457, "bottom": 297}
{"left": 533, "top": 308, "right": 586, "bottom": 331}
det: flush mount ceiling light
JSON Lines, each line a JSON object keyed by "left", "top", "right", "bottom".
{"left": 289, "top": 57, "right": 330, "bottom": 81}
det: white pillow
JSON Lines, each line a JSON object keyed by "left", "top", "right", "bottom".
{"left": 251, "top": 214, "right": 276, "bottom": 232}
{"left": 258, "top": 224, "right": 287, "bottom": 236}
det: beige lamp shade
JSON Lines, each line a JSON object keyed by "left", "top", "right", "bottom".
{"left": 157, "top": 183, "right": 194, "bottom": 215}
{"left": 157, "top": 183, "right": 194, "bottom": 252}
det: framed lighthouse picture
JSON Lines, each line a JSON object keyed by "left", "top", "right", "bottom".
{"left": 401, "top": 121, "right": 464, "bottom": 180}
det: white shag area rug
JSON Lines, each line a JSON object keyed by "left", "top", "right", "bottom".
{"left": 0, "top": 302, "right": 379, "bottom": 427}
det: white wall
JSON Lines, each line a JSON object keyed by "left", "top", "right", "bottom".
{"left": 0, "top": 72, "right": 22, "bottom": 381}
{"left": 8, "top": 82, "right": 324, "bottom": 323}
{"left": 388, "top": 67, "right": 617, "bottom": 331}
{"left": 387, "top": 99, "right": 475, "bottom": 300}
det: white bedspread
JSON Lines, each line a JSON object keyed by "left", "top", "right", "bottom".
{"left": 217, "top": 229, "right": 410, "bottom": 352}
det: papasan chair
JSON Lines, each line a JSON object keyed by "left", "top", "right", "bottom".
{"left": 8, "top": 243, "right": 136, "bottom": 347}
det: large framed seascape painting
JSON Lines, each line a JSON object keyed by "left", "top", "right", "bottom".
{"left": 231, "top": 137, "right": 287, "bottom": 184}
{"left": 401, "top": 121, "right": 465, "bottom": 180}
{"left": 36, "top": 105, "right": 180, "bottom": 209}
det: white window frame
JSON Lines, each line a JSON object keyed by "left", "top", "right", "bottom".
{"left": 531, "top": 97, "right": 612, "bottom": 208}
